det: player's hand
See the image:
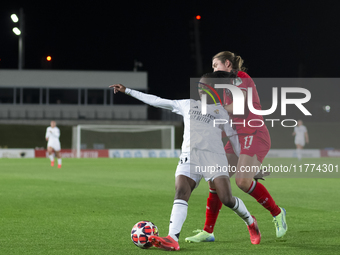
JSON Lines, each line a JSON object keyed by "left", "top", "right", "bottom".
{"left": 109, "top": 84, "right": 126, "bottom": 94}
{"left": 254, "top": 167, "right": 270, "bottom": 181}
{"left": 46, "top": 138, "right": 49, "bottom": 141}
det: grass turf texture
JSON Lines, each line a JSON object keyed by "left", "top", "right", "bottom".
{"left": 0, "top": 158, "right": 339, "bottom": 254}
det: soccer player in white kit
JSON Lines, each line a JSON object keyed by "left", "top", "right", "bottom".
{"left": 292, "top": 120, "right": 309, "bottom": 160}
{"left": 45, "top": 120, "right": 62, "bottom": 168}
{"left": 110, "top": 72, "right": 261, "bottom": 251}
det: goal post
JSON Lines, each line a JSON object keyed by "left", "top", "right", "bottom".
{"left": 72, "top": 125, "right": 175, "bottom": 158}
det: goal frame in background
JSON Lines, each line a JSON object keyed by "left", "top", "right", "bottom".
{"left": 73, "top": 125, "right": 175, "bottom": 158}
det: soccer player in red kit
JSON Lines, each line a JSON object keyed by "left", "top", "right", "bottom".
{"left": 186, "top": 51, "right": 287, "bottom": 243}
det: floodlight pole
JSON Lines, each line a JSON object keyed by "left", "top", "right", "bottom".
{"left": 193, "top": 17, "right": 202, "bottom": 76}
{"left": 18, "top": 8, "right": 25, "bottom": 70}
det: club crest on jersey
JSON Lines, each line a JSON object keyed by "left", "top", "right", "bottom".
{"left": 233, "top": 77, "right": 243, "bottom": 86}
{"left": 214, "top": 109, "right": 219, "bottom": 114}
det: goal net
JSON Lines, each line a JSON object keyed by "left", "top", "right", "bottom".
{"left": 72, "top": 125, "right": 175, "bottom": 158}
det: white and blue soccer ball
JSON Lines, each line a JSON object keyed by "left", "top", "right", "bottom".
{"left": 131, "top": 221, "right": 158, "bottom": 249}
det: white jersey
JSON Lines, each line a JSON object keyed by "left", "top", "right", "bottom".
{"left": 125, "top": 88, "right": 240, "bottom": 156}
{"left": 46, "top": 127, "right": 61, "bottom": 151}
{"left": 294, "top": 125, "right": 307, "bottom": 140}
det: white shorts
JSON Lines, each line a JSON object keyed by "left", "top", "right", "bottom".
{"left": 175, "top": 149, "right": 229, "bottom": 188}
{"left": 295, "top": 137, "right": 305, "bottom": 147}
{"left": 47, "top": 140, "right": 61, "bottom": 152}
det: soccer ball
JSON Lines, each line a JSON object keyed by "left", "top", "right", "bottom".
{"left": 131, "top": 221, "right": 158, "bottom": 249}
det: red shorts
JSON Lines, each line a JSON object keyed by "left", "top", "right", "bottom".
{"left": 224, "top": 127, "right": 271, "bottom": 163}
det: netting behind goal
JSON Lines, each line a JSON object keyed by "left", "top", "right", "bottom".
{"left": 72, "top": 125, "right": 175, "bottom": 158}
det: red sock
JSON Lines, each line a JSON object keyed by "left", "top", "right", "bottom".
{"left": 247, "top": 181, "right": 281, "bottom": 217}
{"left": 203, "top": 189, "right": 223, "bottom": 233}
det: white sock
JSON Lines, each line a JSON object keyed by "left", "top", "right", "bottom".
{"left": 49, "top": 154, "right": 54, "bottom": 162}
{"left": 58, "top": 158, "right": 62, "bottom": 165}
{"left": 297, "top": 149, "right": 302, "bottom": 160}
{"left": 168, "top": 199, "right": 188, "bottom": 242}
{"left": 232, "top": 197, "right": 254, "bottom": 226}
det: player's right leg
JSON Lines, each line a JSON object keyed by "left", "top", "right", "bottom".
{"left": 213, "top": 175, "right": 261, "bottom": 244}
{"left": 235, "top": 154, "right": 287, "bottom": 238}
{"left": 149, "top": 157, "right": 198, "bottom": 251}
{"left": 47, "top": 147, "right": 54, "bottom": 166}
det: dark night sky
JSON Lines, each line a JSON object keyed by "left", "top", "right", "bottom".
{"left": 1, "top": 1, "right": 340, "bottom": 99}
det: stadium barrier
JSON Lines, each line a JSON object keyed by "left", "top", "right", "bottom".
{"left": 34, "top": 149, "right": 109, "bottom": 158}
{"left": 320, "top": 149, "right": 340, "bottom": 157}
{"left": 109, "top": 149, "right": 181, "bottom": 158}
{"left": 1, "top": 149, "right": 340, "bottom": 158}
{"left": 0, "top": 149, "right": 35, "bottom": 158}
{"left": 266, "top": 149, "right": 321, "bottom": 158}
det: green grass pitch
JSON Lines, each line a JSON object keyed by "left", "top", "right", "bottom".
{"left": 0, "top": 158, "right": 339, "bottom": 254}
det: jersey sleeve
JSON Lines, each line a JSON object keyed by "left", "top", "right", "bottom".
{"left": 236, "top": 71, "right": 254, "bottom": 92}
{"left": 224, "top": 125, "right": 240, "bottom": 157}
{"left": 219, "top": 109, "right": 240, "bottom": 156}
{"left": 125, "top": 88, "right": 186, "bottom": 116}
{"left": 45, "top": 128, "right": 50, "bottom": 139}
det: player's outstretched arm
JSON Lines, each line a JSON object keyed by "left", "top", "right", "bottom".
{"left": 109, "top": 84, "right": 183, "bottom": 114}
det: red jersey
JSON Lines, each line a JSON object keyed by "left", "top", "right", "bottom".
{"left": 223, "top": 71, "right": 265, "bottom": 135}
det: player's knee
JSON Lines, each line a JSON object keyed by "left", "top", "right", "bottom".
{"left": 174, "top": 186, "right": 191, "bottom": 201}
{"left": 219, "top": 194, "right": 234, "bottom": 208}
{"left": 235, "top": 178, "right": 252, "bottom": 192}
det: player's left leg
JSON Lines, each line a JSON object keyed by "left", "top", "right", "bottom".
{"left": 203, "top": 153, "right": 239, "bottom": 232}
{"left": 55, "top": 151, "right": 62, "bottom": 168}
{"left": 296, "top": 144, "right": 303, "bottom": 160}
{"left": 149, "top": 175, "right": 196, "bottom": 251}
{"left": 47, "top": 147, "right": 54, "bottom": 166}
{"left": 235, "top": 154, "right": 287, "bottom": 238}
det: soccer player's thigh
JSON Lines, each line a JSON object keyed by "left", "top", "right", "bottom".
{"left": 205, "top": 151, "right": 234, "bottom": 206}
{"left": 209, "top": 141, "right": 238, "bottom": 189}
{"left": 205, "top": 150, "right": 231, "bottom": 190}
{"left": 295, "top": 139, "right": 305, "bottom": 149}
{"left": 175, "top": 154, "right": 201, "bottom": 201}
{"left": 47, "top": 146, "right": 54, "bottom": 154}
{"left": 226, "top": 153, "right": 238, "bottom": 178}
{"left": 224, "top": 141, "right": 238, "bottom": 177}
{"left": 235, "top": 134, "right": 268, "bottom": 191}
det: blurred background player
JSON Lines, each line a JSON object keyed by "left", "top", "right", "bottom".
{"left": 45, "top": 121, "right": 62, "bottom": 168}
{"left": 110, "top": 74, "right": 261, "bottom": 251}
{"left": 186, "top": 52, "right": 287, "bottom": 243}
{"left": 292, "top": 120, "right": 309, "bottom": 160}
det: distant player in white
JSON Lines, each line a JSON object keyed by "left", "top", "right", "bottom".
{"left": 292, "top": 120, "right": 309, "bottom": 160}
{"left": 110, "top": 72, "right": 261, "bottom": 251}
{"left": 45, "top": 120, "right": 62, "bottom": 168}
